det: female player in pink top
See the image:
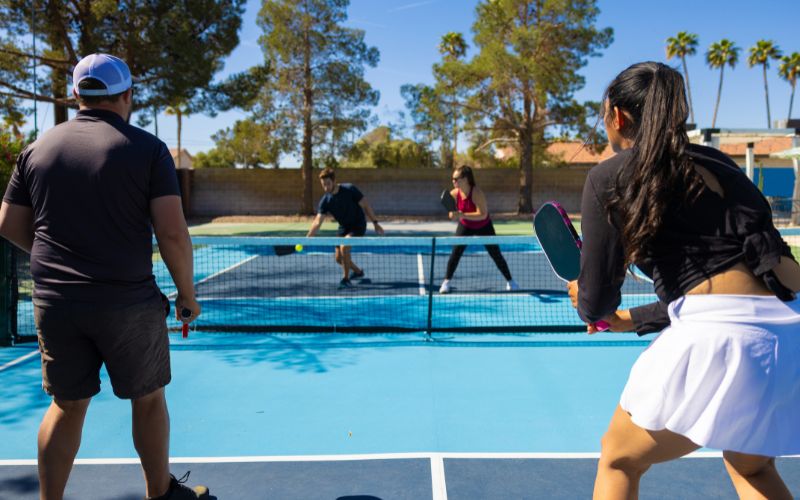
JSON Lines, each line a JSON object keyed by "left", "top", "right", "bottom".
{"left": 439, "top": 165, "right": 519, "bottom": 293}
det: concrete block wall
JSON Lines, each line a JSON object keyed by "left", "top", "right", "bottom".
{"left": 181, "top": 166, "right": 593, "bottom": 216}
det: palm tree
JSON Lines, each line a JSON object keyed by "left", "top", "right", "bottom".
{"left": 438, "top": 32, "right": 467, "bottom": 165}
{"left": 748, "top": 40, "right": 782, "bottom": 128}
{"left": 165, "top": 102, "right": 190, "bottom": 168}
{"left": 666, "top": 32, "right": 699, "bottom": 124}
{"left": 778, "top": 52, "right": 800, "bottom": 121}
{"left": 706, "top": 39, "right": 740, "bottom": 128}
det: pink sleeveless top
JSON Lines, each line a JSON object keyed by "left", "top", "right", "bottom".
{"left": 456, "top": 189, "right": 491, "bottom": 229}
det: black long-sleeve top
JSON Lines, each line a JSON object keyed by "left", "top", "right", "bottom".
{"left": 578, "top": 144, "right": 795, "bottom": 335}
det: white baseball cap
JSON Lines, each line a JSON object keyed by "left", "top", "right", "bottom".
{"left": 72, "top": 53, "right": 132, "bottom": 96}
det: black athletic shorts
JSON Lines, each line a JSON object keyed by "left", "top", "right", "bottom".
{"left": 337, "top": 225, "right": 366, "bottom": 237}
{"left": 34, "top": 293, "right": 171, "bottom": 400}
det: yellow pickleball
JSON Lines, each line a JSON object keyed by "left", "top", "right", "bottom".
{"left": 295, "top": 244, "right": 304, "bottom": 252}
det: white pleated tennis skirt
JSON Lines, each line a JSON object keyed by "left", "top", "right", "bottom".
{"left": 620, "top": 294, "right": 800, "bottom": 457}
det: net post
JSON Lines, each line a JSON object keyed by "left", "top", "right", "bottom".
{"left": 0, "top": 240, "right": 14, "bottom": 346}
{"left": 745, "top": 142, "right": 755, "bottom": 181}
{"left": 792, "top": 132, "right": 800, "bottom": 225}
{"left": 425, "top": 237, "right": 437, "bottom": 340}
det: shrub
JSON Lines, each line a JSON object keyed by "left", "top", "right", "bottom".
{"left": 0, "top": 131, "right": 31, "bottom": 191}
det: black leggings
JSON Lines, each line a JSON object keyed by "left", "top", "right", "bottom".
{"left": 444, "top": 221, "right": 513, "bottom": 280}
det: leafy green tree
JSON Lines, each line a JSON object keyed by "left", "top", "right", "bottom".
{"left": 193, "top": 148, "right": 235, "bottom": 169}
{"left": 0, "top": 0, "right": 250, "bottom": 126}
{"left": 342, "top": 126, "right": 433, "bottom": 168}
{"left": 401, "top": 33, "right": 469, "bottom": 170}
{"left": 666, "top": 31, "right": 698, "bottom": 124}
{"left": 401, "top": 83, "right": 449, "bottom": 168}
{"left": 195, "top": 118, "right": 284, "bottom": 169}
{"left": 439, "top": 32, "right": 467, "bottom": 60}
{"left": 258, "top": 0, "right": 380, "bottom": 214}
{"left": 440, "top": 0, "right": 612, "bottom": 213}
{"left": 0, "top": 129, "right": 32, "bottom": 189}
{"left": 706, "top": 39, "right": 739, "bottom": 128}
{"left": 748, "top": 39, "right": 782, "bottom": 128}
{"left": 437, "top": 32, "right": 468, "bottom": 168}
{"left": 0, "top": 36, "right": 32, "bottom": 126}
{"left": 778, "top": 52, "right": 800, "bottom": 121}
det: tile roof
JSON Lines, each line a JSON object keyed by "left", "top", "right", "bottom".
{"left": 545, "top": 142, "right": 615, "bottom": 163}
{"left": 717, "top": 137, "right": 794, "bottom": 156}
{"left": 497, "top": 137, "right": 795, "bottom": 164}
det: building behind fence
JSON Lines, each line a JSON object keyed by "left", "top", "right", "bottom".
{"left": 175, "top": 132, "right": 800, "bottom": 219}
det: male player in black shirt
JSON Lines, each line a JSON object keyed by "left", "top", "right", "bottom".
{"left": 306, "top": 167, "right": 384, "bottom": 288}
{"left": 0, "top": 53, "right": 206, "bottom": 499}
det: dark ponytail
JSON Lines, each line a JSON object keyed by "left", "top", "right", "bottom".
{"left": 605, "top": 62, "right": 704, "bottom": 265}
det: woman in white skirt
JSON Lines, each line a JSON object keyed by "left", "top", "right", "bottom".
{"left": 568, "top": 61, "right": 800, "bottom": 499}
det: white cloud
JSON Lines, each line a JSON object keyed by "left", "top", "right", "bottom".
{"left": 388, "top": 1, "right": 436, "bottom": 13}
{"left": 347, "top": 17, "right": 387, "bottom": 29}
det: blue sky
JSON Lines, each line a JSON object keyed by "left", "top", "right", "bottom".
{"left": 23, "top": 0, "right": 800, "bottom": 161}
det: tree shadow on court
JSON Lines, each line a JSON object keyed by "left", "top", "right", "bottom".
{"left": 0, "top": 473, "right": 38, "bottom": 496}
{"left": 178, "top": 333, "right": 427, "bottom": 375}
{"left": 0, "top": 353, "right": 50, "bottom": 425}
{"left": 172, "top": 290, "right": 585, "bottom": 374}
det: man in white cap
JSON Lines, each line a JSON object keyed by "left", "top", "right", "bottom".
{"left": 0, "top": 53, "right": 207, "bottom": 499}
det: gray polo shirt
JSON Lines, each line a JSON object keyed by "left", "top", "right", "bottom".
{"left": 4, "top": 109, "right": 180, "bottom": 304}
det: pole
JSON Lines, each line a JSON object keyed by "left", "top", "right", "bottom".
{"left": 32, "top": 6, "right": 38, "bottom": 139}
{"left": 745, "top": 142, "right": 755, "bottom": 181}
{"left": 425, "top": 238, "right": 437, "bottom": 341}
{"left": 792, "top": 132, "right": 800, "bottom": 225}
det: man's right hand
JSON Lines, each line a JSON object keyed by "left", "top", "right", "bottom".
{"left": 175, "top": 293, "right": 201, "bottom": 324}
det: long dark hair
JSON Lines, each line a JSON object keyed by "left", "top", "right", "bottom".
{"left": 455, "top": 165, "right": 476, "bottom": 188}
{"left": 605, "top": 62, "right": 704, "bottom": 265}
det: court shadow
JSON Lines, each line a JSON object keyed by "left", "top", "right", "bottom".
{"left": 0, "top": 474, "right": 38, "bottom": 495}
{"left": 204, "top": 334, "right": 396, "bottom": 374}
{"left": 0, "top": 354, "right": 50, "bottom": 425}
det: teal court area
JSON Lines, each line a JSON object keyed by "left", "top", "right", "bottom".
{"left": 2, "top": 232, "right": 800, "bottom": 498}
{"left": 2, "top": 333, "right": 799, "bottom": 499}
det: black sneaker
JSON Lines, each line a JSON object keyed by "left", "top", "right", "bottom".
{"left": 338, "top": 278, "right": 354, "bottom": 289}
{"left": 149, "top": 472, "right": 209, "bottom": 499}
{"left": 350, "top": 269, "right": 365, "bottom": 280}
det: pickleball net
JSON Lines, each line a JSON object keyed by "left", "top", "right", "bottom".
{"left": 8, "top": 235, "right": 657, "bottom": 341}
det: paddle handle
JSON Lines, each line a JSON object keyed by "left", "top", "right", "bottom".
{"left": 592, "top": 320, "right": 611, "bottom": 332}
{"left": 180, "top": 308, "right": 192, "bottom": 339}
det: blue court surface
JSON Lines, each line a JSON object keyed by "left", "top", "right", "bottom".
{"left": 2, "top": 334, "right": 799, "bottom": 499}
{"left": 4, "top": 233, "right": 800, "bottom": 498}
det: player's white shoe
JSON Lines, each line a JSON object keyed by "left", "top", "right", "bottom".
{"left": 506, "top": 279, "right": 520, "bottom": 291}
{"left": 439, "top": 279, "right": 451, "bottom": 294}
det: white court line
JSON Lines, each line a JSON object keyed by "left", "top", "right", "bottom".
{"left": 0, "top": 350, "right": 39, "bottom": 373}
{"left": 167, "top": 255, "right": 260, "bottom": 299}
{"left": 191, "top": 293, "right": 657, "bottom": 301}
{"left": 417, "top": 253, "right": 426, "bottom": 296}
{"left": 4, "top": 450, "right": 788, "bottom": 467}
{"left": 430, "top": 453, "right": 448, "bottom": 500}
